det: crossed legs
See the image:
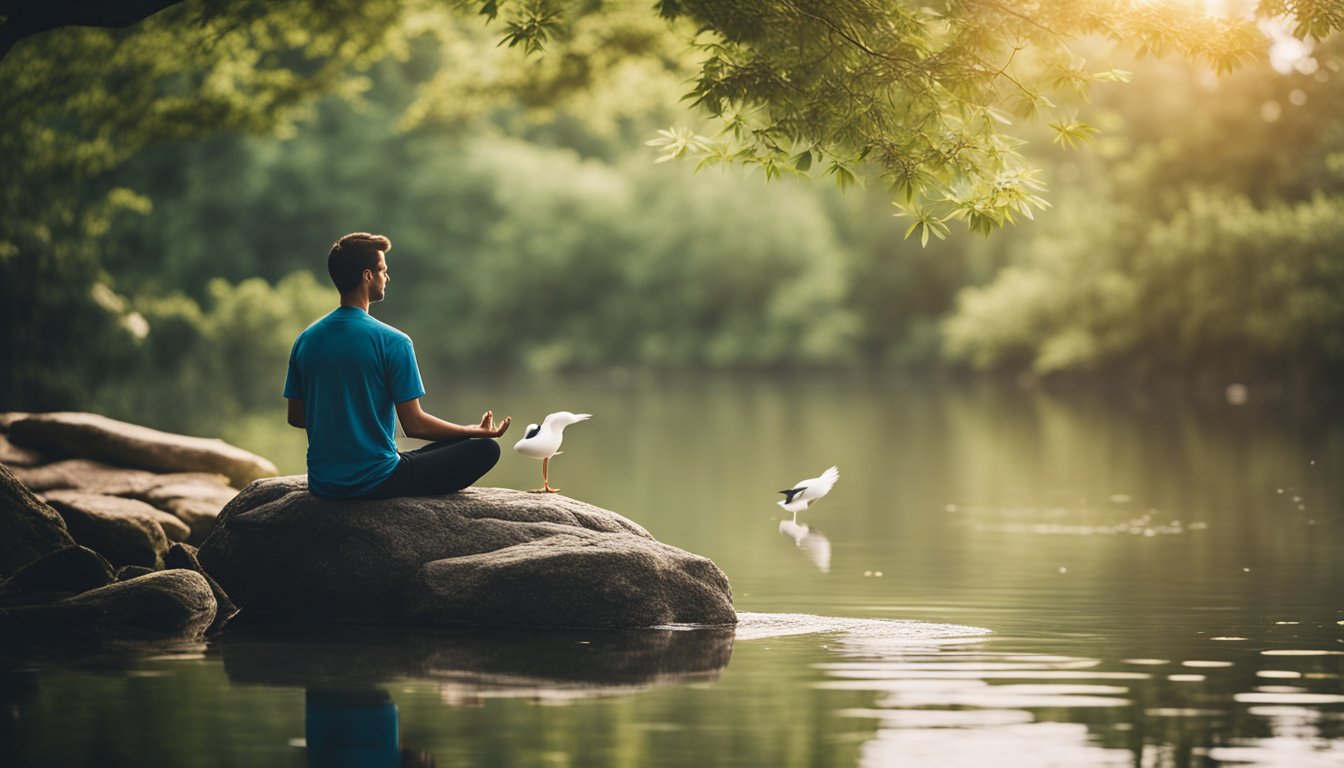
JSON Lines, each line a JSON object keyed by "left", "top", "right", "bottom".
{"left": 365, "top": 437, "right": 501, "bottom": 499}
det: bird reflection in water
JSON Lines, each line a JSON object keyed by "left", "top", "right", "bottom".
{"left": 304, "top": 688, "right": 435, "bottom": 768}
{"left": 779, "top": 519, "right": 832, "bottom": 573}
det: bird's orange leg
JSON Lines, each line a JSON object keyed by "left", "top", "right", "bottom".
{"left": 541, "top": 456, "right": 559, "bottom": 493}
{"left": 529, "top": 457, "right": 560, "bottom": 493}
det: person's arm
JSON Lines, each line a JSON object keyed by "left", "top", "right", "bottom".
{"left": 287, "top": 398, "right": 307, "bottom": 429}
{"left": 394, "top": 399, "right": 511, "bottom": 441}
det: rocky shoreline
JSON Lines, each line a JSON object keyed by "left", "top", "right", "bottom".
{"left": 1, "top": 412, "right": 735, "bottom": 645}
{"left": 0, "top": 412, "right": 270, "bottom": 644}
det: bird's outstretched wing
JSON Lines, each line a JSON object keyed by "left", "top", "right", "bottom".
{"left": 808, "top": 466, "right": 839, "bottom": 498}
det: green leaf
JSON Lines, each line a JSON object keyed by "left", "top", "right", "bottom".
{"left": 655, "top": 0, "right": 683, "bottom": 21}
{"left": 762, "top": 156, "right": 781, "bottom": 181}
{"left": 693, "top": 154, "right": 724, "bottom": 172}
{"left": 893, "top": 203, "right": 951, "bottom": 248}
{"left": 827, "top": 162, "right": 858, "bottom": 191}
{"left": 1049, "top": 120, "right": 1100, "bottom": 149}
{"left": 646, "top": 127, "right": 713, "bottom": 164}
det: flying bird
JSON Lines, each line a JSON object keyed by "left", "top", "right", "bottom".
{"left": 513, "top": 411, "right": 591, "bottom": 493}
{"left": 777, "top": 465, "right": 839, "bottom": 523}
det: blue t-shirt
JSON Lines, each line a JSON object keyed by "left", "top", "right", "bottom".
{"left": 283, "top": 306, "right": 426, "bottom": 498}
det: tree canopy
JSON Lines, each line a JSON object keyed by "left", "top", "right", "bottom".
{"left": 5, "top": 0, "right": 1342, "bottom": 234}
{"left": 469, "top": 0, "right": 1344, "bottom": 238}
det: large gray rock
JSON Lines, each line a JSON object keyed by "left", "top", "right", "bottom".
{"left": 198, "top": 476, "right": 736, "bottom": 629}
{"left": 8, "top": 412, "right": 277, "bottom": 488}
{"left": 0, "top": 569, "right": 217, "bottom": 643}
{"left": 0, "top": 463, "right": 76, "bottom": 578}
{"left": 43, "top": 491, "right": 172, "bottom": 568}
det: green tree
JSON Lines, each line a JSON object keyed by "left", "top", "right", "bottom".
{"left": 941, "top": 38, "right": 1344, "bottom": 384}
{"left": 477, "top": 0, "right": 1343, "bottom": 236}
{"left": 0, "top": 0, "right": 403, "bottom": 407}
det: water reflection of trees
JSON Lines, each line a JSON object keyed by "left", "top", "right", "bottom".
{"left": 817, "top": 637, "right": 1344, "bottom": 768}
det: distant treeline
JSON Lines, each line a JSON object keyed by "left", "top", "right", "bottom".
{"left": 4, "top": 10, "right": 1342, "bottom": 419}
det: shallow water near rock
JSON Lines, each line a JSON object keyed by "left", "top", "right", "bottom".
{"left": 3, "top": 375, "right": 1343, "bottom": 767}
{"left": 729, "top": 611, "right": 990, "bottom": 642}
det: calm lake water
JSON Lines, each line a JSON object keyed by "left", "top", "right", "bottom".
{"left": 3, "top": 374, "right": 1343, "bottom": 767}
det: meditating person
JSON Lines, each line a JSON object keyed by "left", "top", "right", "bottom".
{"left": 284, "top": 232, "right": 509, "bottom": 498}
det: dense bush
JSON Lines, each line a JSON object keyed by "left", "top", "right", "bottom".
{"left": 98, "top": 272, "right": 333, "bottom": 423}
{"left": 943, "top": 192, "right": 1344, "bottom": 382}
{"left": 941, "top": 37, "right": 1344, "bottom": 385}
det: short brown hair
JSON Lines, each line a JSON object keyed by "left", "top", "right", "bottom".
{"left": 328, "top": 232, "right": 391, "bottom": 294}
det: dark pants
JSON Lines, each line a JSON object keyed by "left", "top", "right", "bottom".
{"left": 365, "top": 437, "right": 500, "bottom": 499}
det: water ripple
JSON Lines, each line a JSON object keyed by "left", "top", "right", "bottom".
{"left": 732, "top": 612, "right": 992, "bottom": 643}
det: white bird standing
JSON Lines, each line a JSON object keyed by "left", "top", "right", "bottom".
{"left": 777, "top": 465, "right": 839, "bottom": 523}
{"left": 513, "top": 411, "right": 591, "bottom": 493}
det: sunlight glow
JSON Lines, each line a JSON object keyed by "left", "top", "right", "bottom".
{"left": 1261, "top": 16, "right": 1321, "bottom": 74}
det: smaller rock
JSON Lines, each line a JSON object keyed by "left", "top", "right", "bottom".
{"left": 0, "top": 570, "right": 217, "bottom": 642}
{"left": 0, "top": 412, "right": 31, "bottom": 431}
{"left": 8, "top": 412, "right": 277, "bottom": 488}
{"left": 11, "top": 459, "right": 159, "bottom": 494}
{"left": 0, "top": 545, "right": 114, "bottom": 596}
{"left": 11, "top": 459, "right": 228, "bottom": 496}
{"left": 165, "top": 543, "right": 238, "bottom": 634}
{"left": 45, "top": 490, "right": 192, "bottom": 542}
{"left": 115, "top": 565, "right": 157, "bottom": 581}
{"left": 0, "top": 463, "right": 75, "bottom": 578}
{"left": 0, "top": 433, "right": 45, "bottom": 466}
{"left": 144, "top": 482, "right": 236, "bottom": 506}
{"left": 60, "top": 569, "right": 217, "bottom": 638}
{"left": 142, "top": 482, "right": 236, "bottom": 544}
{"left": 42, "top": 491, "right": 171, "bottom": 569}
{"left": 157, "top": 499, "right": 223, "bottom": 544}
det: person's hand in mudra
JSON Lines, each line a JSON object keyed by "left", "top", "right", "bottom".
{"left": 476, "top": 411, "right": 511, "bottom": 438}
